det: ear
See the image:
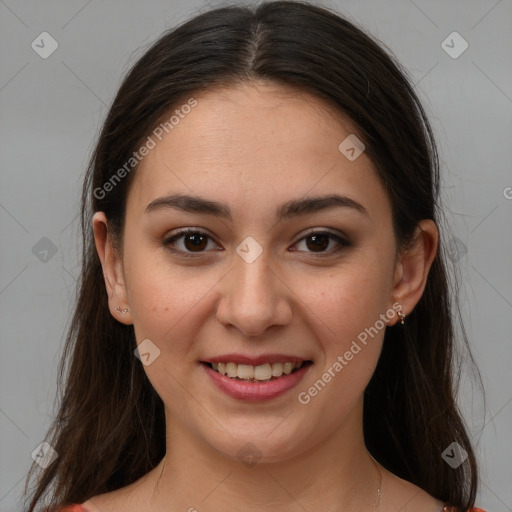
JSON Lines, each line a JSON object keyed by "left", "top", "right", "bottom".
{"left": 92, "top": 211, "right": 133, "bottom": 325}
{"left": 388, "top": 219, "right": 439, "bottom": 326}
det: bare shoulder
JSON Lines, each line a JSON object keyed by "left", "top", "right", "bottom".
{"left": 80, "top": 498, "right": 104, "bottom": 512}
{"left": 380, "top": 465, "right": 446, "bottom": 512}
{"left": 81, "top": 492, "right": 137, "bottom": 512}
{"left": 80, "top": 462, "right": 163, "bottom": 512}
{"left": 81, "top": 480, "right": 150, "bottom": 512}
{"left": 81, "top": 492, "right": 125, "bottom": 512}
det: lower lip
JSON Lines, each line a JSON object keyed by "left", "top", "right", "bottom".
{"left": 201, "top": 362, "right": 312, "bottom": 402}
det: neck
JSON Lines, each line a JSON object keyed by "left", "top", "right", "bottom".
{"left": 144, "top": 399, "right": 382, "bottom": 512}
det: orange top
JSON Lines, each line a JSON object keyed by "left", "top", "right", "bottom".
{"left": 444, "top": 509, "right": 487, "bottom": 512}
{"left": 59, "top": 506, "right": 488, "bottom": 512}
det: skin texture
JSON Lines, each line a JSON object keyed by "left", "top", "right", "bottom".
{"left": 90, "top": 81, "right": 441, "bottom": 512}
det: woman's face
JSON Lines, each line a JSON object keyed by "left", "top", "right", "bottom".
{"left": 95, "top": 81, "right": 432, "bottom": 463}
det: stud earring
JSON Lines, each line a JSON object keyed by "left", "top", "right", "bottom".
{"left": 397, "top": 309, "right": 406, "bottom": 325}
{"left": 115, "top": 306, "right": 129, "bottom": 314}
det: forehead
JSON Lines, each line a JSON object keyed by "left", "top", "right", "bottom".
{"left": 126, "top": 81, "right": 390, "bottom": 222}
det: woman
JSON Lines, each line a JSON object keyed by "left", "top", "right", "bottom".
{"left": 25, "top": 2, "right": 487, "bottom": 511}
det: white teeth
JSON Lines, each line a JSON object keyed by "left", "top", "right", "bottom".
{"left": 254, "top": 363, "right": 272, "bottom": 380}
{"left": 226, "top": 362, "right": 238, "bottom": 378}
{"left": 210, "top": 361, "right": 305, "bottom": 380}
{"left": 271, "top": 362, "right": 283, "bottom": 376}
{"left": 237, "top": 364, "right": 254, "bottom": 379}
{"left": 283, "top": 362, "right": 294, "bottom": 375}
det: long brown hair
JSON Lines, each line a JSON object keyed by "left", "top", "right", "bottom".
{"left": 25, "top": 2, "right": 484, "bottom": 510}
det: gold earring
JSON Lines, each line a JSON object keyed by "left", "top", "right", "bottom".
{"left": 397, "top": 310, "right": 405, "bottom": 325}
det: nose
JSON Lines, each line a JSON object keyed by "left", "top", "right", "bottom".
{"left": 215, "top": 252, "right": 293, "bottom": 337}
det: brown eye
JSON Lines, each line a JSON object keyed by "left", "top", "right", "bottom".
{"left": 163, "top": 229, "right": 219, "bottom": 256}
{"left": 305, "top": 234, "right": 330, "bottom": 252}
{"left": 293, "top": 231, "right": 350, "bottom": 256}
{"left": 182, "top": 232, "right": 208, "bottom": 252}
{"left": 163, "top": 229, "right": 350, "bottom": 258}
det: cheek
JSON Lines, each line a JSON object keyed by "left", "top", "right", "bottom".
{"left": 293, "top": 255, "right": 393, "bottom": 399}
{"left": 128, "top": 274, "right": 200, "bottom": 347}
{"left": 123, "top": 246, "right": 224, "bottom": 358}
{"left": 122, "top": 246, "right": 185, "bottom": 341}
{"left": 295, "top": 274, "right": 388, "bottom": 420}
{"left": 301, "top": 258, "right": 393, "bottom": 341}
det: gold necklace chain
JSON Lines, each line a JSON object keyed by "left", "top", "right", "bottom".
{"left": 151, "top": 454, "right": 384, "bottom": 510}
{"left": 370, "top": 454, "right": 383, "bottom": 511}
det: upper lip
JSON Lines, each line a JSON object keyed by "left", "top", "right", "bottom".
{"left": 202, "top": 353, "right": 311, "bottom": 366}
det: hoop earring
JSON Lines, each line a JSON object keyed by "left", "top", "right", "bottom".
{"left": 397, "top": 310, "right": 406, "bottom": 325}
{"left": 115, "top": 306, "right": 129, "bottom": 314}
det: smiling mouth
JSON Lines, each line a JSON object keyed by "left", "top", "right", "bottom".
{"left": 202, "top": 361, "right": 313, "bottom": 382}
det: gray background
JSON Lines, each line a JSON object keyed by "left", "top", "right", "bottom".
{"left": 1, "top": 0, "right": 511, "bottom": 511}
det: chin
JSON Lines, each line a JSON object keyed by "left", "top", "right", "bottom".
{"left": 204, "top": 425, "right": 313, "bottom": 465}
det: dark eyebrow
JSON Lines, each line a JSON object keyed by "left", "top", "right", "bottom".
{"left": 144, "top": 193, "right": 368, "bottom": 220}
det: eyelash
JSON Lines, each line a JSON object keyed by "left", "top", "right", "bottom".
{"left": 162, "top": 228, "right": 351, "bottom": 258}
